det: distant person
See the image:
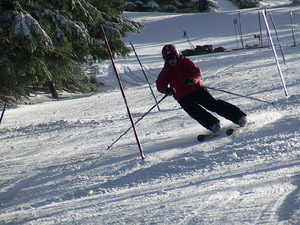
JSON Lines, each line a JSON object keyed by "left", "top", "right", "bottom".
{"left": 156, "top": 44, "right": 247, "bottom": 133}
{"left": 198, "top": 0, "right": 208, "bottom": 12}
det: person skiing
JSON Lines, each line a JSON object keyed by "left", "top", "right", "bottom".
{"left": 156, "top": 44, "right": 247, "bottom": 133}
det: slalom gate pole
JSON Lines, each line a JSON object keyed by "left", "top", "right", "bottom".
{"left": 269, "top": 13, "right": 286, "bottom": 65}
{"left": 289, "top": 11, "right": 297, "bottom": 46}
{"left": 238, "top": 12, "right": 244, "bottom": 48}
{"left": 205, "top": 86, "right": 274, "bottom": 105}
{"left": 264, "top": 9, "right": 270, "bottom": 48}
{"left": 100, "top": 26, "right": 145, "bottom": 159}
{"left": 261, "top": 11, "right": 288, "bottom": 96}
{"left": 107, "top": 94, "right": 168, "bottom": 150}
{"left": 0, "top": 102, "right": 7, "bottom": 124}
{"left": 183, "top": 31, "right": 195, "bottom": 50}
{"left": 129, "top": 41, "right": 160, "bottom": 111}
{"left": 258, "top": 10, "right": 263, "bottom": 47}
{"left": 233, "top": 19, "right": 239, "bottom": 47}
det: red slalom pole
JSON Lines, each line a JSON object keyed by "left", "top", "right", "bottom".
{"left": 100, "top": 26, "right": 145, "bottom": 159}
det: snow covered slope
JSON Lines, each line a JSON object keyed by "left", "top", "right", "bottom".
{"left": 1, "top": 2, "right": 300, "bottom": 225}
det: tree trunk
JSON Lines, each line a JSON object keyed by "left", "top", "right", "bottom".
{"left": 47, "top": 81, "right": 59, "bottom": 99}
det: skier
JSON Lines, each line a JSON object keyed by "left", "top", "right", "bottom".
{"left": 156, "top": 44, "right": 247, "bottom": 133}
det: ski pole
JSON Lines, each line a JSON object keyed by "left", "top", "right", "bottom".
{"left": 186, "top": 80, "right": 273, "bottom": 105}
{"left": 107, "top": 94, "right": 168, "bottom": 150}
{"left": 0, "top": 102, "right": 7, "bottom": 125}
{"left": 204, "top": 86, "right": 274, "bottom": 105}
{"left": 129, "top": 41, "right": 160, "bottom": 111}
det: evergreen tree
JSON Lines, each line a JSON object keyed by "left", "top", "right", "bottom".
{"left": 238, "top": 0, "right": 260, "bottom": 8}
{"left": 124, "top": 0, "right": 200, "bottom": 12}
{"left": 124, "top": 0, "right": 263, "bottom": 12}
{"left": 0, "top": 0, "right": 144, "bottom": 102}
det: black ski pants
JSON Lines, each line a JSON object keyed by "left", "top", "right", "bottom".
{"left": 177, "top": 87, "right": 246, "bottom": 130}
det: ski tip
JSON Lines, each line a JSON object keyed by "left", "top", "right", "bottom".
{"left": 197, "top": 135, "right": 206, "bottom": 142}
{"left": 226, "top": 128, "right": 234, "bottom": 136}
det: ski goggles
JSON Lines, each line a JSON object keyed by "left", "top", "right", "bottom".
{"left": 163, "top": 52, "right": 177, "bottom": 61}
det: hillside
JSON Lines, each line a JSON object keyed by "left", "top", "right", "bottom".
{"left": 1, "top": 1, "right": 300, "bottom": 224}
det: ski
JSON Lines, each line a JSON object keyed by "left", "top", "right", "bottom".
{"left": 197, "top": 133, "right": 220, "bottom": 142}
{"left": 226, "top": 128, "right": 240, "bottom": 136}
{"left": 197, "top": 126, "right": 233, "bottom": 142}
{"left": 198, "top": 122, "right": 252, "bottom": 141}
{"left": 226, "top": 122, "right": 253, "bottom": 136}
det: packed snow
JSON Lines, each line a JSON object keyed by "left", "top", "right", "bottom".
{"left": 1, "top": 1, "right": 300, "bottom": 224}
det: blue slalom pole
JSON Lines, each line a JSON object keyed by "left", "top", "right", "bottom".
{"left": 129, "top": 41, "right": 160, "bottom": 111}
{"left": 269, "top": 13, "right": 286, "bottom": 65}
{"left": 289, "top": 11, "right": 296, "bottom": 46}
{"left": 0, "top": 102, "right": 7, "bottom": 124}
{"left": 107, "top": 94, "right": 168, "bottom": 150}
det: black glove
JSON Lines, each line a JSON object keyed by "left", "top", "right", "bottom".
{"left": 184, "top": 78, "right": 196, "bottom": 87}
{"left": 165, "top": 87, "right": 174, "bottom": 96}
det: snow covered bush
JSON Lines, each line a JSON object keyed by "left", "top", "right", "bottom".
{"left": 147, "top": 1, "right": 160, "bottom": 10}
{"left": 124, "top": 0, "right": 200, "bottom": 12}
{"left": 0, "top": 0, "right": 144, "bottom": 102}
{"left": 234, "top": 0, "right": 261, "bottom": 8}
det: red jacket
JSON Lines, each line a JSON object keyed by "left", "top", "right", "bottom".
{"left": 156, "top": 54, "right": 203, "bottom": 100}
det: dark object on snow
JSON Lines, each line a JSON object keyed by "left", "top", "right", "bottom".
{"left": 213, "top": 47, "right": 226, "bottom": 53}
{"left": 181, "top": 49, "right": 197, "bottom": 56}
{"left": 46, "top": 81, "right": 59, "bottom": 99}
{"left": 195, "top": 45, "right": 213, "bottom": 54}
{"left": 181, "top": 45, "right": 226, "bottom": 56}
{"left": 198, "top": 0, "right": 208, "bottom": 12}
